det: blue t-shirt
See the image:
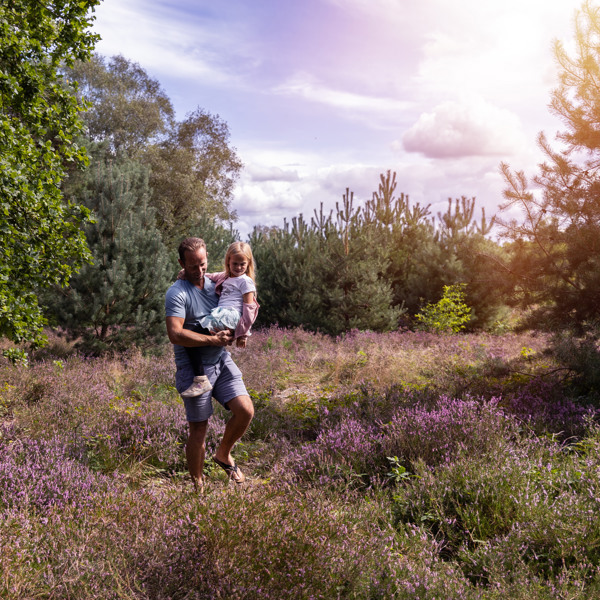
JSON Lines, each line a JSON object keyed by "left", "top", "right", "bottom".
{"left": 165, "top": 278, "right": 225, "bottom": 366}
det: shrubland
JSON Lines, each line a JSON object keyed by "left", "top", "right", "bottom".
{"left": 2, "top": 326, "right": 600, "bottom": 599}
{"left": 5, "top": 3, "right": 600, "bottom": 597}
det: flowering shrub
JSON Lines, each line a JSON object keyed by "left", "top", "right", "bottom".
{"left": 275, "top": 416, "right": 381, "bottom": 487}
{"left": 2, "top": 327, "right": 600, "bottom": 599}
{"left": 392, "top": 428, "right": 600, "bottom": 588}
{"left": 502, "top": 376, "right": 594, "bottom": 438}
{"left": 381, "top": 397, "right": 518, "bottom": 466}
{"left": 0, "top": 425, "right": 125, "bottom": 513}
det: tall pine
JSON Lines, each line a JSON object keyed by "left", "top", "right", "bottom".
{"left": 497, "top": 1, "right": 600, "bottom": 328}
{"left": 47, "top": 146, "right": 172, "bottom": 353}
{"left": 250, "top": 187, "right": 402, "bottom": 336}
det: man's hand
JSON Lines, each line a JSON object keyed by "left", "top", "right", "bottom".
{"left": 212, "top": 330, "right": 234, "bottom": 346}
{"left": 236, "top": 336, "right": 247, "bottom": 348}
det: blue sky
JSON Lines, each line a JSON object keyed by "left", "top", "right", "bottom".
{"left": 91, "top": 0, "right": 584, "bottom": 239}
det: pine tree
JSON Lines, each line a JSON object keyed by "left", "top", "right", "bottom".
{"left": 363, "top": 171, "right": 456, "bottom": 320}
{"left": 249, "top": 170, "right": 509, "bottom": 334}
{"left": 250, "top": 188, "right": 402, "bottom": 336}
{"left": 249, "top": 214, "right": 325, "bottom": 329}
{"left": 497, "top": 1, "right": 600, "bottom": 327}
{"left": 314, "top": 189, "right": 401, "bottom": 335}
{"left": 67, "top": 55, "right": 242, "bottom": 245}
{"left": 46, "top": 147, "right": 173, "bottom": 353}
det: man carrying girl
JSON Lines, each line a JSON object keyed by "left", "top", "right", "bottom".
{"left": 165, "top": 238, "right": 258, "bottom": 490}
{"left": 181, "top": 241, "right": 258, "bottom": 398}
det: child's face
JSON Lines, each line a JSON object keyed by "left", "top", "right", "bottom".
{"left": 229, "top": 253, "right": 249, "bottom": 277}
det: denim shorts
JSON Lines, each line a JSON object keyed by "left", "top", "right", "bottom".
{"left": 175, "top": 352, "right": 248, "bottom": 422}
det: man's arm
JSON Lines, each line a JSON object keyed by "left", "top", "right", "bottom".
{"left": 166, "top": 316, "right": 233, "bottom": 347}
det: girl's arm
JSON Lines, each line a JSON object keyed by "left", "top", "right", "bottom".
{"left": 176, "top": 270, "right": 226, "bottom": 282}
{"left": 205, "top": 271, "right": 226, "bottom": 283}
{"left": 234, "top": 292, "right": 259, "bottom": 346}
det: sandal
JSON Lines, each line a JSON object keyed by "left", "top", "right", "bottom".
{"left": 213, "top": 456, "right": 246, "bottom": 484}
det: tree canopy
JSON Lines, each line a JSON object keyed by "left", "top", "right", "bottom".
{"left": 0, "top": 5, "right": 516, "bottom": 349}
{"left": 0, "top": 0, "right": 100, "bottom": 345}
{"left": 497, "top": 1, "right": 600, "bottom": 328}
{"left": 47, "top": 146, "right": 173, "bottom": 354}
{"left": 66, "top": 54, "right": 242, "bottom": 244}
{"left": 41, "top": 54, "right": 243, "bottom": 351}
{"left": 67, "top": 53, "right": 175, "bottom": 155}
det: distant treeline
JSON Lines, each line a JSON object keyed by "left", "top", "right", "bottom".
{"left": 44, "top": 0, "right": 600, "bottom": 352}
{"left": 34, "top": 54, "right": 512, "bottom": 352}
{"left": 249, "top": 173, "right": 508, "bottom": 335}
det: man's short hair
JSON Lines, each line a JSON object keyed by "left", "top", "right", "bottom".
{"left": 178, "top": 237, "right": 206, "bottom": 262}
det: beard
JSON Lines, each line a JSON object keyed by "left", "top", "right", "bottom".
{"left": 186, "top": 270, "right": 204, "bottom": 286}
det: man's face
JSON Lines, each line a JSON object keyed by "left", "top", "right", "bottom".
{"left": 179, "top": 248, "right": 208, "bottom": 286}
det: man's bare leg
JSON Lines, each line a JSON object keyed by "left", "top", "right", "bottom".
{"left": 186, "top": 420, "right": 208, "bottom": 491}
{"left": 214, "top": 394, "right": 254, "bottom": 480}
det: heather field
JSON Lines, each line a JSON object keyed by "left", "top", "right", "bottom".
{"left": 3, "top": 326, "right": 600, "bottom": 599}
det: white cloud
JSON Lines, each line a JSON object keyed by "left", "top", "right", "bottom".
{"left": 246, "top": 165, "right": 300, "bottom": 183}
{"left": 92, "top": 0, "right": 256, "bottom": 86}
{"left": 234, "top": 181, "right": 304, "bottom": 216}
{"left": 406, "top": 0, "right": 582, "bottom": 126}
{"left": 314, "top": 164, "right": 385, "bottom": 200}
{"left": 232, "top": 149, "right": 542, "bottom": 241}
{"left": 274, "top": 72, "right": 413, "bottom": 120}
{"left": 90, "top": 0, "right": 585, "bottom": 242}
{"left": 402, "top": 99, "right": 526, "bottom": 159}
{"left": 232, "top": 159, "right": 386, "bottom": 236}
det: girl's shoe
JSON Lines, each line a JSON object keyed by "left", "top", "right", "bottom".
{"left": 181, "top": 375, "right": 213, "bottom": 398}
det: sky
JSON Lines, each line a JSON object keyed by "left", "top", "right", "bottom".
{"left": 90, "top": 0, "right": 585, "bottom": 239}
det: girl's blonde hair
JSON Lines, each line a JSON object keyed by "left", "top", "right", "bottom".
{"left": 225, "top": 242, "right": 255, "bottom": 281}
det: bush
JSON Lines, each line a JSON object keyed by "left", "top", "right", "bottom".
{"left": 392, "top": 427, "right": 600, "bottom": 587}
{"left": 416, "top": 283, "right": 472, "bottom": 333}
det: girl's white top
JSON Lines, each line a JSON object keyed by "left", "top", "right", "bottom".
{"left": 218, "top": 274, "right": 256, "bottom": 313}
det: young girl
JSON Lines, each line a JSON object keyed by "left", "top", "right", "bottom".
{"left": 181, "top": 242, "right": 259, "bottom": 398}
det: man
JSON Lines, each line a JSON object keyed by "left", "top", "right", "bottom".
{"left": 165, "top": 237, "right": 254, "bottom": 490}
